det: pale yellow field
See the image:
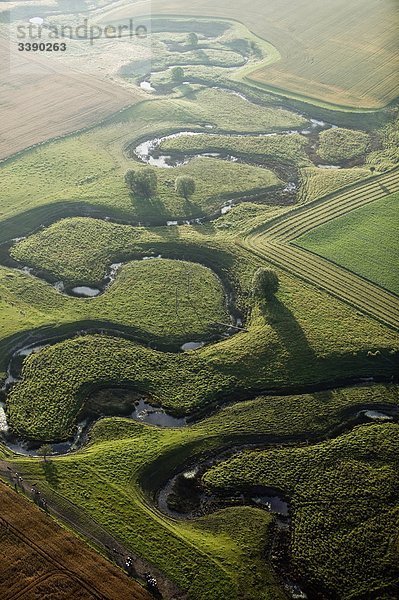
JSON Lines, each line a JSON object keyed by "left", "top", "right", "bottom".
{"left": 0, "top": 37, "right": 140, "bottom": 159}
{"left": 102, "top": 0, "right": 399, "bottom": 109}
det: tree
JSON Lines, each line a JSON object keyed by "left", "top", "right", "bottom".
{"left": 37, "top": 444, "right": 53, "bottom": 462}
{"left": 125, "top": 169, "right": 157, "bottom": 198}
{"left": 187, "top": 32, "right": 198, "bottom": 47}
{"left": 175, "top": 176, "right": 196, "bottom": 200}
{"left": 252, "top": 268, "right": 279, "bottom": 300}
{"left": 171, "top": 66, "right": 185, "bottom": 83}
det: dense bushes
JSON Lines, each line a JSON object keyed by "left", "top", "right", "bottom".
{"left": 125, "top": 169, "right": 158, "bottom": 198}
{"left": 203, "top": 424, "right": 399, "bottom": 599}
{"left": 317, "top": 127, "right": 370, "bottom": 163}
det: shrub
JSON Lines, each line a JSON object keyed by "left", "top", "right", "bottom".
{"left": 125, "top": 169, "right": 158, "bottom": 198}
{"left": 187, "top": 32, "right": 198, "bottom": 47}
{"left": 175, "top": 176, "right": 196, "bottom": 200}
{"left": 171, "top": 66, "right": 185, "bottom": 83}
{"left": 252, "top": 268, "right": 279, "bottom": 299}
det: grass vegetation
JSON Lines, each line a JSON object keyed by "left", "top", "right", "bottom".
{"left": 244, "top": 169, "right": 399, "bottom": 329}
{"left": 2, "top": 13, "right": 399, "bottom": 599}
{"left": 367, "top": 114, "right": 399, "bottom": 172}
{"left": 159, "top": 132, "right": 310, "bottom": 168}
{"left": 5, "top": 384, "right": 398, "bottom": 599}
{"left": 317, "top": 127, "right": 370, "bottom": 163}
{"left": 132, "top": 47, "right": 246, "bottom": 73}
{"left": 297, "top": 166, "right": 371, "bottom": 204}
{"left": 204, "top": 423, "right": 399, "bottom": 599}
{"left": 0, "top": 88, "right": 304, "bottom": 240}
{"left": 0, "top": 256, "right": 229, "bottom": 378}
{"left": 6, "top": 255, "right": 398, "bottom": 439}
{"left": 296, "top": 192, "right": 399, "bottom": 294}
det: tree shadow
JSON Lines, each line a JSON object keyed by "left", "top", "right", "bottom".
{"left": 262, "top": 297, "right": 316, "bottom": 364}
{"left": 378, "top": 183, "right": 391, "bottom": 194}
{"left": 42, "top": 460, "right": 59, "bottom": 489}
{"left": 131, "top": 194, "right": 170, "bottom": 225}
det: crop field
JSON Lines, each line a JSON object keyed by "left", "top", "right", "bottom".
{"left": 102, "top": 0, "right": 399, "bottom": 109}
{"left": 1, "top": 6, "right": 399, "bottom": 600}
{"left": 0, "top": 480, "right": 151, "bottom": 600}
{"left": 297, "top": 167, "right": 372, "bottom": 204}
{"left": 297, "top": 192, "right": 399, "bottom": 294}
{"left": 0, "top": 38, "right": 138, "bottom": 160}
{"left": 243, "top": 168, "right": 399, "bottom": 329}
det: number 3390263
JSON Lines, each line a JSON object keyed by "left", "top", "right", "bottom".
{"left": 18, "top": 42, "right": 67, "bottom": 51}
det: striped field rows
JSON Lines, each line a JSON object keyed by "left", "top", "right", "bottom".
{"left": 241, "top": 168, "right": 399, "bottom": 329}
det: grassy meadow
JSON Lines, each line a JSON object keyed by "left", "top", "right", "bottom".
{"left": 0, "top": 256, "right": 229, "bottom": 373}
{"left": 0, "top": 88, "right": 306, "bottom": 240}
{"left": 6, "top": 279, "right": 398, "bottom": 440}
{"left": 317, "top": 127, "right": 370, "bottom": 163}
{"left": 159, "top": 132, "right": 311, "bottom": 168}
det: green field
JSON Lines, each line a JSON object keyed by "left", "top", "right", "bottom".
{"left": 159, "top": 132, "right": 310, "bottom": 167}
{"left": 296, "top": 193, "right": 399, "bottom": 294}
{"left": 6, "top": 271, "right": 397, "bottom": 441}
{"left": 0, "top": 256, "right": 230, "bottom": 372}
{"left": 243, "top": 169, "right": 399, "bottom": 329}
{"left": 1, "top": 9, "right": 399, "bottom": 600}
{"left": 0, "top": 88, "right": 305, "bottom": 239}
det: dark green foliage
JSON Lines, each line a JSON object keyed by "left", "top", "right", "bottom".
{"left": 125, "top": 169, "right": 158, "bottom": 198}
{"left": 187, "top": 32, "right": 198, "bottom": 47}
{"left": 171, "top": 66, "right": 185, "bottom": 82}
{"left": 252, "top": 268, "right": 279, "bottom": 299}
{"left": 175, "top": 175, "right": 196, "bottom": 199}
{"left": 37, "top": 444, "right": 53, "bottom": 461}
{"left": 204, "top": 424, "right": 399, "bottom": 599}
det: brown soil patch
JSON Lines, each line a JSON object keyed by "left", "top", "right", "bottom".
{"left": 0, "top": 480, "right": 152, "bottom": 600}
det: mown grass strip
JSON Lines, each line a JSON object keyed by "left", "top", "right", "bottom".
{"left": 241, "top": 239, "right": 399, "bottom": 329}
{"left": 241, "top": 167, "right": 399, "bottom": 329}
